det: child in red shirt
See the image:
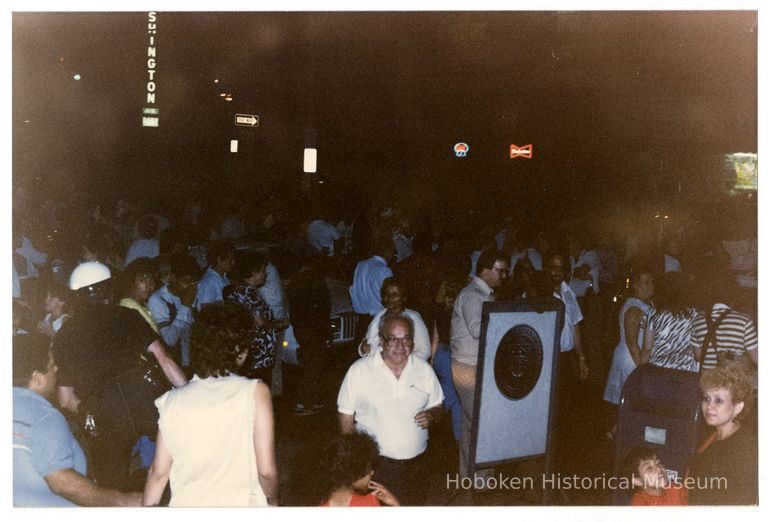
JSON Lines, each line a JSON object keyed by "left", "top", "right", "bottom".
{"left": 319, "top": 433, "right": 399, "bottom": 507}
{"left": 623, "top": 447, "right": 688, "bottom": 506}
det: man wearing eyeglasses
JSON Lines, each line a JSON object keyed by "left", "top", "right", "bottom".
{"left": 337, "top": 314, "right": 444, "bottom": 505}
{"left": 450, "top": 248, "right": 509, "bottom": 482}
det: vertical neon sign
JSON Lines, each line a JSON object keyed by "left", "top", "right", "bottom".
{"left": 142, "top": 12, "right": 159, "bottom": 127}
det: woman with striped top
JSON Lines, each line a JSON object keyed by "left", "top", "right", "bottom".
{"left": 640, "top": 275, "right": 705, "bottom": 372}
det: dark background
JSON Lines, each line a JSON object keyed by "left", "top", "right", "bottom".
{"left": 12, "top": 11, "right": 757, "bottom": 222}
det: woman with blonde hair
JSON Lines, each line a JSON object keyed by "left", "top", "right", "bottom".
{"left": 687, "top": 367, "right": 756, "bottom": 505}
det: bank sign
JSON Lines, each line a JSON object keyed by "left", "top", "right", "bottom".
{"left": 142, "top": 12, "right": 159, "bottom": 127}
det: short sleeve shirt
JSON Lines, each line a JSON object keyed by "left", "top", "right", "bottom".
{"left": 641, "top": 308, "right": 703, "bottom": 372}
{"left": 13, "top": 387, "right": 87, "bottom": 506}
{"left": 226, "top": 284, "right": 278, "bottom": 369}
{"left": 692, "top": 304, "right": 757, "bottom": 370}
{"left": 555, "top": 281, "right": 583, "bottom": 352}
{"left": 195, "top": 267, "right": 230, "bottom": 310}
{"left": 337, "top": 353, "right": 444, "bottom": 459}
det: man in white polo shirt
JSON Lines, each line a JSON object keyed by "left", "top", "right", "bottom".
{"left": 337, "top": 314, "right": 444, "bottom": 506}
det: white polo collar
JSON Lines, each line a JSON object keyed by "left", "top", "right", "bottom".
{"left": 473, "top": 276, "right": 493, "bottom": 297}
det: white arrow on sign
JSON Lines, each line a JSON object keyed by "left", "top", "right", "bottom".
{"left": 235, "top": 114, "right": 259, "bottom": 127}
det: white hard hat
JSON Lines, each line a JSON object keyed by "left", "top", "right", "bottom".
{"left": 69, "top": 261, "right": 111, "bottom": 291}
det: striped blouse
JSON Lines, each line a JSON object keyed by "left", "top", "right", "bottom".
{"left": 642, "top": 308, "right": 705, "bottom": 372}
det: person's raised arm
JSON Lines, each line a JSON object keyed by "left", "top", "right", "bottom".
{"left": 46, "top": 468, "right": 141, "bottom": 507}
{"left": 147, "top": 339, "right": 187, "bottom": 388}
{"left": 253, "top": 381, "right": 278, "bottom": 506}
{"left": 143, "top": 429, "right": 172, "bottom": 506}
{"left": 369, "top": 480, "right": 400, "bottom": 506}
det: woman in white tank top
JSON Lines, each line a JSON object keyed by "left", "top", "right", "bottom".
{"left": 143, "top": 303, "right": 278, "bottom": 507}
{"left": 603, "top": 270, "right": 655, "bottom": 405}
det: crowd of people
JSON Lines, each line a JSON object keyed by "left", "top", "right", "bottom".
{"left": 11, "top": 187, "right": 758, "bottom": 507}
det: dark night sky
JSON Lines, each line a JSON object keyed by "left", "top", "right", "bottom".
{"left": 11, "top": 10, "right": 758, "bottom": 217}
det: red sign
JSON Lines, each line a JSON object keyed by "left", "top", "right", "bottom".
{"left": 510, "top": 144, "right": 533, "bottom": 159}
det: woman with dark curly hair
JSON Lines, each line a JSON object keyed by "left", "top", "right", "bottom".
{"left": 687, "top": 367, "right": 756, "bottom": 505}
{"left": 143, "top": 302, "right": 278, "bottom": 507}
{"left": 225, "top": 251, "right": 288, "bottom": 383}
{"left": 319, "top": 433, "right": 399, "bottom": 507}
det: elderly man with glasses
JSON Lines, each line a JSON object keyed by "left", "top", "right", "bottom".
{"left": 337, "top": 314, "right": 444, "bottom": 506}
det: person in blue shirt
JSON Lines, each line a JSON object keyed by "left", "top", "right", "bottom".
{"left": 350, "top": 234, "right": 395, "bottom": 317}
{"left": 350, "top": 234, "right": 395, "bottom": 345}
{"left": 13, "top": 334, "right": 140, "bottom": 506}
{"left": 195, "top": 241, "right": 235, "bottom": 310}
{"left": 149, "top": 253, "right": 201, "bottom": 367}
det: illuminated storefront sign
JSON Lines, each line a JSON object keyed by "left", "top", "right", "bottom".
{"left": 304, "top": 148, "right": 318, "bottom": 173}
{"left": 454, "top": 142, "right": 470, "bottom": 157}
{"left": 142, "top": 12, "right": 159, "bottom": 127}
{"left": 725, "top": 152, "right": 757, "bottom": 190}
{"left": 510, "top": 144, "right": 533, "bottom": 159}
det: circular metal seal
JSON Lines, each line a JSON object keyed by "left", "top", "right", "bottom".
{"left": 494, "top": 324, "right": 543, "bottom": 400}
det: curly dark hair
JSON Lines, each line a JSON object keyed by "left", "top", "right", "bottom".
{"left": 170, "top": 253, "right": 202, "bottom": 280}
{"left": 619, "top": 446, "right": 659, "bottom": 489}
{"left": 120, "top": 257, "right": 157, "bottom": 298}
{"left": 190, "top": 302, "right": 254, "bottom": 378}
{"left": 654, "top": 272, "right": 696, "bottom": 317}
{"left": 321, "top": 432, "right": 380, "bottom": 498}
{"left": 476, "top": 248, "right": 507, "bottom": 274}
{"left": 208, "top": 240, "right": 235, "bottom": 268}
{"left": 230, "top": 250, "right": 268, "bottom": 281}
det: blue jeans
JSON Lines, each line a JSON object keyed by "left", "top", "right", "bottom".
{"left": 433, "top": 344, "right": 462, "bottom": 440}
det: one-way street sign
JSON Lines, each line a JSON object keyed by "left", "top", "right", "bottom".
{"left": 235, "top": 114, "right": 259, "bottom": 127}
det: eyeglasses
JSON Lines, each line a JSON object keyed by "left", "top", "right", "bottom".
{"left": 383, "top": 336, "right": 414, "bottom": 347}
{"left": 492, "top": 266, "right": 509, "bottom": 275}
